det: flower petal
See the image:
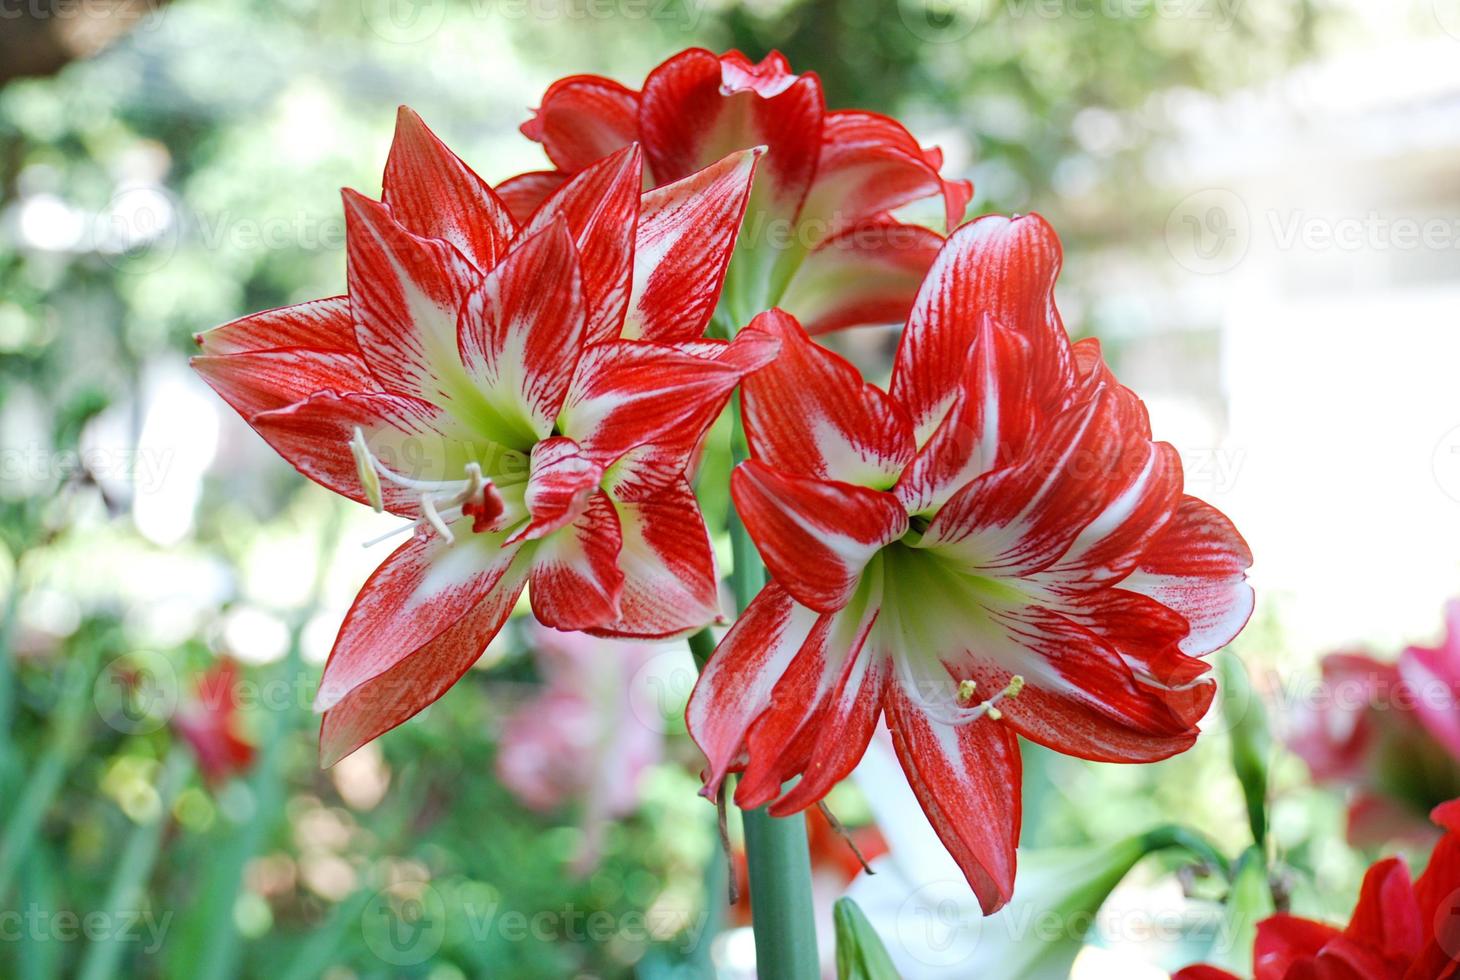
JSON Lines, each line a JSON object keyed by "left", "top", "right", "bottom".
{"left": 193, "top": 348, "right": 380, "bottom": 420}
{"left": 194, "top": 296, "right": 355, "bottom": 356}
{"left": 740, "top": 308, "right": 915, "bottom": 489}
{"left": 520, "top": 73, "right": 640, "bottom": 173}
{"left": 892, "top": 213, "right": 1075, "bottom": 443}
{"left": 732, "top": 461, "right": 906, "bottom": 614}
{"left": 588, "top": 478, "right": 722, "bottom": 639}
{"left": 622, "top": 148, "right": 760, "bottom": 343}
{"left": 494, "top": 170, "right": 569, "bottom": 225}
{"left": 508, "top": 436, "right": 603, "bottom": 544}
{"left": 639, "top": 48, "right": 823, "bottom": 214}
{"left": 342, "top": 189, "right": 480, "bottom": 402}
{"left": 778, "top": 218, "right": 943, "bottom": 335}
{"left": 528, "top": 489, "right": 624, "bottom": 631}
{"left": 457, "top": 217, "right": 585, "bottom": 442}
{"left": 1253, "top": 916, "right": 1342, "bottom": 980}
{"left": 515, "top": 144, "right": 641, "bottom": 345}
{"left": 1121, "top": 495, "right": 1255, "bottom": 656}
{"left": 383, "top": 107, "right": 516, "bottom": 272}
{"left": 319, "top": 538, "right": 529, "bottom": 767}
{"left": 884, "top": 678, "right": 1021, "bottom": 915}
{"left": 687, "top": 582, "right": 821, "bottom": 797}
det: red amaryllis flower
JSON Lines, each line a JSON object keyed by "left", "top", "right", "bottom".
{"left": 686, "top": 213, "right": 1253, "bottom": 913}
{"left": 194, "top": 108, "right": 776, "bottom": 765}
{"left": 1288, "top": 607, "right": 1460, "bottom": 847}
{"left": 174, "top": 660, "right": 255, "bottom": 784}
{"left": 506, "top": 48, "right": 972, "bottom": 333}
{"left": 1174, "top": 801, "right": 1460, "bottom": 980}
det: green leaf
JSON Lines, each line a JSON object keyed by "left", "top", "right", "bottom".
{"left": 1209, "top": 847, "right": 1275, "bottom": 975}
{"left": 834, "top": 898, "right": 900, "bottom": 980}
{"left": 1220, "top": 652, "right": 1272, "bottom": 847}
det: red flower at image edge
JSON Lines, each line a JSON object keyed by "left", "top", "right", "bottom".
{"left": 1176, "top": 801, "right": 1460, "bottom": 979}
{"left": 194, "top": 109, "right": 776, "bottom": 765}
{"left": 686, "top": 213, "right": 1254, "bottom": 914}
{"left": 508, "top": 48, "right": 973, "bottom": 333}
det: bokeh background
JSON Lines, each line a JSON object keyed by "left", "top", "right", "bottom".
{"left": 2, "top": 0, "right": 1459, "bottom": 977}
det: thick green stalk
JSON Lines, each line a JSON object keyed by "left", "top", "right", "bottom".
{"left": 76, "top": 746, "right": 192, "bottom": 980}
{"left": 729, "top": 401, "right": 819, "bottom": 980}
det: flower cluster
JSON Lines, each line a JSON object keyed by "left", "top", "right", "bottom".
{"left": 193, "top": 48, "right": 1253, "bottom": 910}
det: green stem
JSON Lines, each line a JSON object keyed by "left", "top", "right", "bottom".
{"left": 1137, "top": 824, "right": 1233, "bottom": 881}
{"left": 76, "top": 746, "right": 192, "bottom": 980}
{"left": 728, "top": 400, "right": 819, "bottom": 980}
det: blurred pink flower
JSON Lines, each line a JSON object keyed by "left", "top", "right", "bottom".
{"left": 1288, "top": 604, "right": 1460, "bottom": 846}
{"left": 496, "top": 628, "right": 663, "bottom": 873}
{"left": 174, "top": 660, "right": 255, "bottom": 785}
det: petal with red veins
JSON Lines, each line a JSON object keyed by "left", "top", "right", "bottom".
{"left": 250, "top": 389, "right": 478, "bottom": 516}
{"left": 622, "top": 148, "right": 760, "bottom": 343}
{"left": 740, "top": 309, "right": 915, "bottom": 489}
{"left": 894, "top": 313, "right": 1037, "bottom": 516}
{"left": 528, "top": 489, "right": 624, "bottom": 631}
{"left": 558, "top": 340, "right": 747, "bottom": 467}
{"left": 314, "top": 529, "right": 522, "bottom": 714}
{"left": 193, "top": 348, "right": 380, "bottom": 420}
{"left": 1121, "top": 495, "right": 1254, "bottom": 656}
{"left": 494, "top": 171, "right": 569, "bottom": 226}
{"left": 732, "top": 460, "right": 906, "bottom": 614}
{"left": 892, "top": 213, "right": 1074, "bottom": 442}
{"left": 457, "top": 218, "right": 585, "bottom": 441}
{"left": 318, "top": 537, "right": 529, "bottom": 766}
{"left": 639, "top": 48, "right": 823, "bottom": 215}
{"left": 508, "top": 436, "right": 603, "bottom": 544}
{"left": 383, "top": 107, "right": 516, "bottom": 272}
{"left": 884, "top": 678, "right": 1021, "bottom": 915}
{"left": 342, "top": 189, "right": 481, "bottom": 402}
{"left": 778, "top": 218, "right": 943, "bottom": 335}
{"left": 516, "top": 145, "right": 641, "bottom": 345}
{"left": 798, "top": 110, "right": 965, "bottom": 247}
{"left": 194, "top": 295, "right": 355, "bottom": 356}
{"left": 687, "top": 582, "right": 821, "bottom": 796}
{"left": 588, "top": 478, "right": 722, "bottom": 639}
{"left": 520, "top": 74, "right": 640, "bottom": 173}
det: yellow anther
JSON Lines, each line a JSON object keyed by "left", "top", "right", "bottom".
{"left": 350, "top": 427, "right": 384, "bottom": 513}
{"left": 986, "top": 706, "right": 1003, "bottom": 721}
{"left": 1005, "top": 675, "right": 1026, "bottom": 699}
{"left": 957, "top": 679, "right": 977, "bottom": 704}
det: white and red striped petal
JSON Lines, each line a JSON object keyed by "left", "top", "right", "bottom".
{"left": 884, "top": 679, "right": 1021, "bottom": 914}
{"left": 194, "top": 296, "right": 356, "bottom": 356}
{"left": 1121, "top": 495, "right": 1255, "bottom": 656}
{"left": 639, "top": 48, "right": 823, "bottom": 215}
{"left": 588, "top": 479, "right": 722, "bottom": 639}
{"left": 383, "top": 107, "right": 516, "bottom": 273}
{"left": 894, "top": 314, "right": 1037, "bottom": 516}
{"left": 778, "top": 219, "right": 944, "bottom": 335}
{"left": 740, "top": 309, "right": 915, "bottom": 489}
{"left": 797, "top": 110, "right": 969, "bottom": 248}
{"left": 687, "top": 583, "right": 822, "bottom": 797}
{"left": 732, "top": 460, "right": 906, "bottom": 614}
{"left": 494, "top": 171, "right": 568, "bottom": 226}
{"left": 315, "top": 529, "right": 523, "bottom": 714}
{"left": 892, "top": 214, "right": 1075, "bottom": 442}
{"left": 192, "top": 348, "right": 380, "bottom": 420}
{"left": 519, "top": 74, "right": 641, "bottom": 174}
{"left": 516, "top": 145, "right": 641, "bottom": 345}
{"left": 622, "top": 148, "right": 760, "bottom": 343}
{"left": 250, "top": 389, "right": 476, "bottom": 515}
{"left": 342, "top": 189, "right": 481, "bottom": 402}
{"left": 558, "top": 339, "right": 752, "bottom": 468}
{"left": 527, "top": 489, "right": 624, "bottom": 631}
{"left": 318, "top": 536, "right": 530, "bottom": 766}
{"left": 508, "top": 436, "right": 603, "bottom": 545}
{"left": 457, "top": 219, "right": 585, "bottom": 442}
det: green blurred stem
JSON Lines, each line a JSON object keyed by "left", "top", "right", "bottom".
{"left": 0, "top": 562, "right": 22, "bottom": 785}
{"left": 76, "top": 745, "right": 192, "bottom": 980}
{"left": 1138, "top": 824, "right": 1232, "bottom": 881}
{"left": 0, "top": 643, "right": 96, "bottom": 901}
{"left": 728, "top": 399, "right": 820, "bottom": 980}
